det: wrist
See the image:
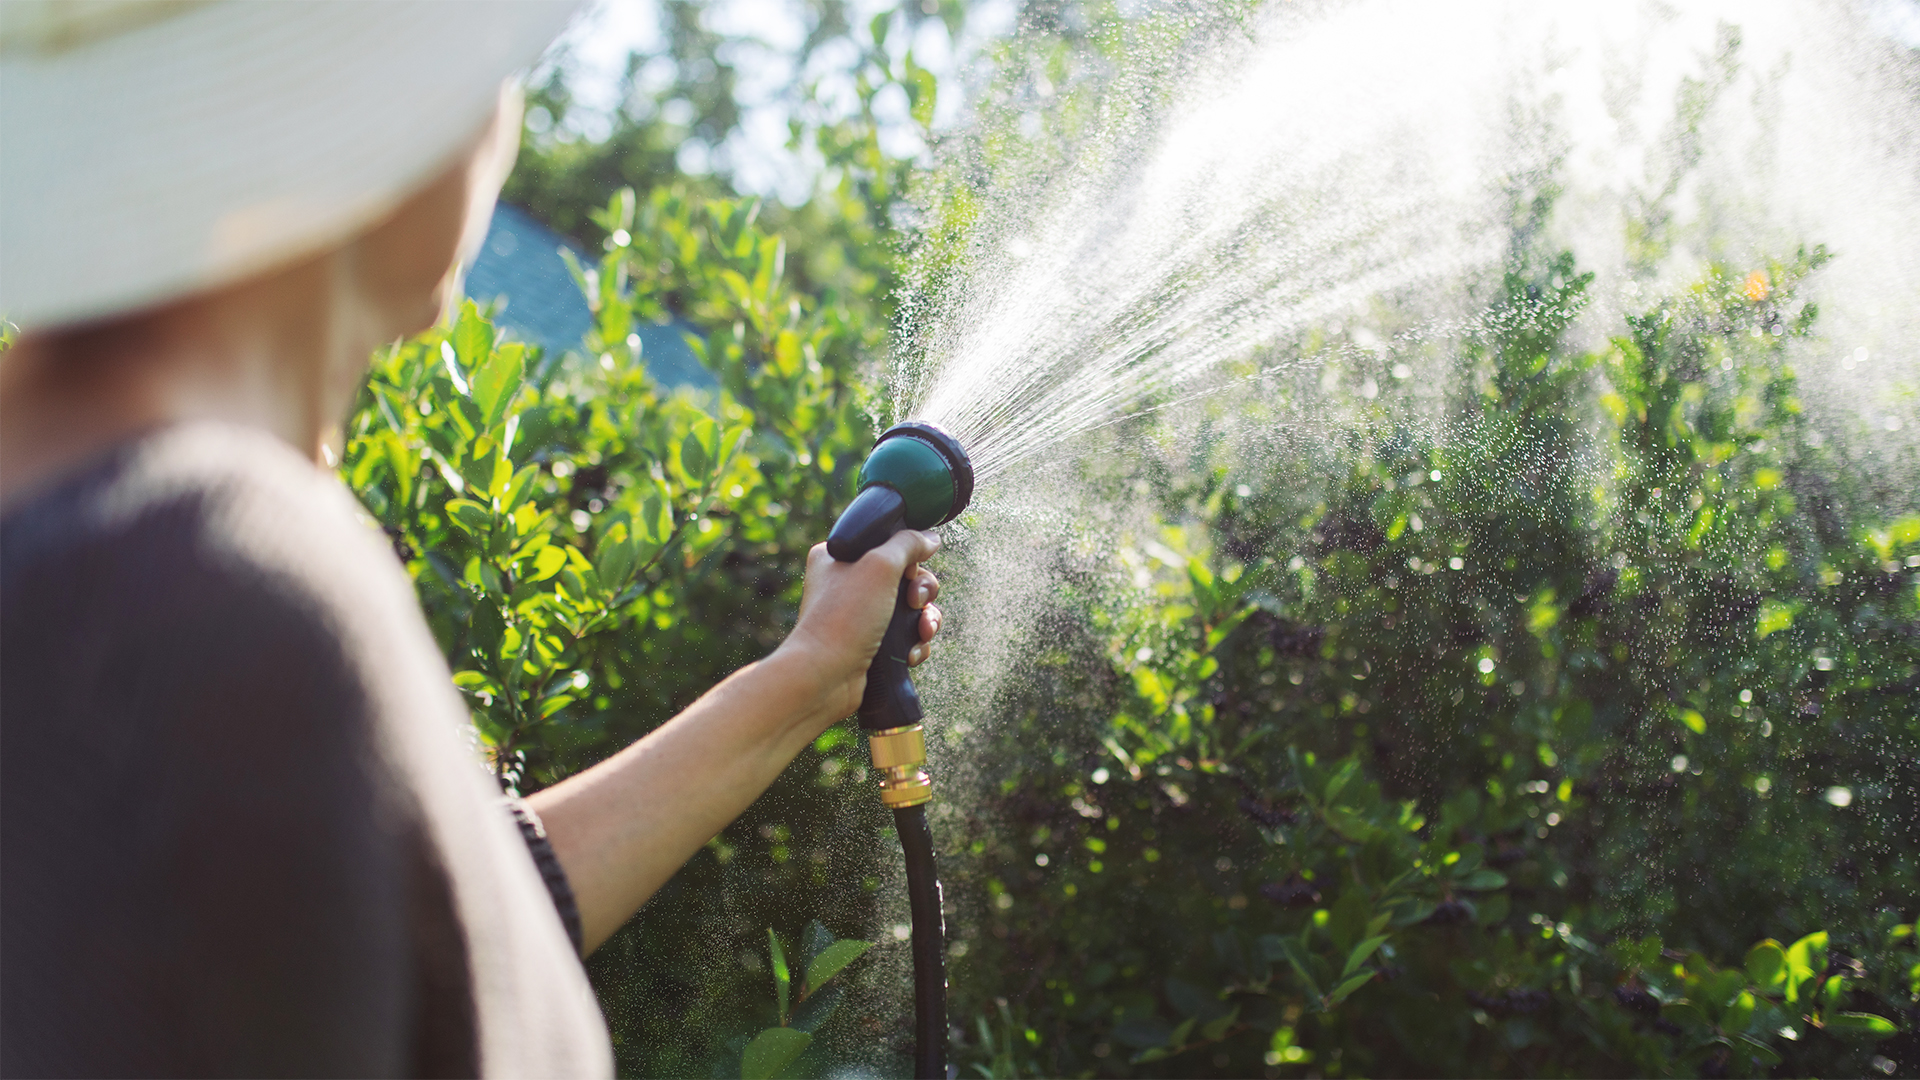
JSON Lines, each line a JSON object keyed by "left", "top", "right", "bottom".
{"left": 759, "top": 638, "right": 855, "bottom": 744}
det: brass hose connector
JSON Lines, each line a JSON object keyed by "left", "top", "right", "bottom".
{"left": 869, "top": 724, "right": 932, "bottom": 808}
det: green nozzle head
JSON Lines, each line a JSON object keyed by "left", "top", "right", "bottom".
{"left": 827, "top": 422, "right": 974, "bottom": 562}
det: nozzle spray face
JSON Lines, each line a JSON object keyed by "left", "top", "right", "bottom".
{"left": 826, "top": 421, "right": 974, "bottom": 563}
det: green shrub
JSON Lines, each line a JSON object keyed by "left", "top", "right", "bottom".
{"left": 342, "top": 186, "right": 908, "bottom": 1076}
{"left": 933, "top": 242, "right": 1917, "bottom": 1078}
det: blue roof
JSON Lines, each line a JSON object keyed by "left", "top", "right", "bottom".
{"left": 464, "top": 202, "right": 713, "bottom": 390}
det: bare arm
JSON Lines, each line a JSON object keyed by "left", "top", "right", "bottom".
{"left": 526, "top": 530, "right": 943, "bottom": 953}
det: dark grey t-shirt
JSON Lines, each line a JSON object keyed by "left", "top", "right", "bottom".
{"left": 1, "top": 423, "right": 612, "bottom": 1078}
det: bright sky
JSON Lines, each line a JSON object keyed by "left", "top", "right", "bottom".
{"left": 541, "top": 0, "right": 1018, "bottom": 204}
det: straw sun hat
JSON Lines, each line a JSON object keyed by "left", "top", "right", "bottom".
{"left": 0, "top": 0, "right": 580, "bottom": 333}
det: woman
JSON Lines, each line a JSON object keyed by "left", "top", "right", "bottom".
{"left": 0, "top": 4, "right": 940, "bottom": 1076}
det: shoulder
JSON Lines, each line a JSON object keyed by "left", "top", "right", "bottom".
{"left": 5, "top": 420, "right": 425, "bottom": 663}
{"left": 1, "top": 420, "right": 462, "bottom": 766}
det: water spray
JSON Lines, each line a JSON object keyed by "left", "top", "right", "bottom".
{"left": 827, "top": 420, "right": 973, "bottom": 1080}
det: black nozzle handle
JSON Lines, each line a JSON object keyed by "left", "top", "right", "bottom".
{"left": 827, "top": 485, "right": 906, "bottom": 563}
{"left": 857, "top": 576, "right": 925, "bottom": 732}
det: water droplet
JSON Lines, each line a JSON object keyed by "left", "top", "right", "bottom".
{"left": 1754, "top": 777, "right": 1771, "bottom": 795}
{"left": 1034, "top": 853, "right": 1050, "bottom": 867}
{"left": 1449, "top": 556, "right": 1465, "bottom": 570}
{"left": 1739, "top": 689, "right": 1752, "bottom": 703}
{"left": 1671, "top": 755, "right": 1689, "bottom": 772}
{"left": 1824, "top": 786, "right": 1852, "bottom": 807}
{"left": 1091, "top": 768, "right": 1110, "bottom": 784}
{"left": 1477, "top": 657, "right": 1495, "bottom": 673}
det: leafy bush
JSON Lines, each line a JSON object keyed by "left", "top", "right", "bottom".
{"left": 342, "top": 186, "right": 905, "bottom": 1076}
{"left": 931, "top": 240, "right": 1918, "bottom": 1078}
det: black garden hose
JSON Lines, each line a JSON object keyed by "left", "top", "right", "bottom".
{"left": 894, "top": 804, "right": 948, "bottom": 1080}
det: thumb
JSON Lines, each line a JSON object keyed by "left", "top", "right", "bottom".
{"left": 873, "top": 528, "right": 940, "bottom": 573}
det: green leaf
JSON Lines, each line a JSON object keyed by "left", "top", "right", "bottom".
{"left": 469, "top": 337, "right": 526, "bottom": 433}
{"left": 1326, "top": 971, "right": 1373, "bottom": 1006}
{"left": 1342, "top": 935, "right": 1388, "bottom": 979}
{"left": 467, "top": 602, "right": 506, "bottom": 664}
{"left": 905, "top": 53, "right": 938, "bottom": 128}
{"left": 803, "top": 939, "right": 872, "bottom": 992}
{"left": 1723, "top": 990, "right": 1756, "bottom": 1032}
{"left": 1205, "top": 606, "right": 1255, "bottom": 651}
{"left": 636, "top": 487, "right": 672, "bottom": 545}
{"left": 502, "top": 463, "right": 540, "bottom": 513}
{"left": 537, "top": 693, "right": 574, "bottom": 719}
{"left": 740, "top": 1027, "right": 810, "bottom": 1080}
{"left": 1168, "top": 1016, "right": 1196, "bottom": 1048}
{"left": 1784, "top": 931, "right": 1827, "bottom": 1003}
{"left": 768, "top": 929, "right": 790, "bottom": 1024}
{"left": 718, "top": 423, "right": 751, "bottom": 474}
{"left": 682, "top": 426, "right": 712, "bottom": 480}
{"left": 1745, "top": 939, "right": 1786, "bottom": 990}
{"left": 595, "top": 522, "right": 638, "bottom": 589}
{"left": 1457, "top": 869, "right": 1509, "bottom": 891}
{"left": 1704, "top": 968, "right": 1748, "bottom": 1009}
{"left": 1662, "top": 1000, "right": 1710, "bottom": 1029}
{"left": 450, "top": 301, "right": 493, "bottom": 369}
{"left": 1734, "top": 1034, "right": 1783, "bottom": 1065}
{"left": 1821, "top": 973, "right": 1847, "bottom": 1010}
{"left": 488, "top": 454, "right": 515, "bottom": 500}
{"left": 446, "top": 498, "right": 492, "bottom": 535}
{"left": 1328, "top": 889, "right": 1369, "bottom": 955}
{"left": 1756, "top": 599, "right": 1795, "bottom": 639}
{"left": 1824, "top": 1012, "right": 1898, "bottom": 1038}
{"left": 1323, "top": 758, "right": 1359, "bottom": 805}
{"left": 1272, "top": 938, "right": 1320, "bottom": 997}
{"left": 529, "top": 544, "right": 569, "bottom": 582}
{"left": 1199, "top": 1006, "right": 1239, "bottom": 1042}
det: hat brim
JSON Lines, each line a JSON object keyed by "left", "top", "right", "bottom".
{"left": 1, "top": 1, "right": 579, "bottom": 331}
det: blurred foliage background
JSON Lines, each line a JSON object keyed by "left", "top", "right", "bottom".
{"left": 338, "top": 1, "right": 1918, "bottom": 1076}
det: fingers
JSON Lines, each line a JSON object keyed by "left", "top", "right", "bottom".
{"left": 909, "top": 603, "right": 941, "bottom": 666}
{"left": 908, "top": 566, "right": 940, "bottom": 609}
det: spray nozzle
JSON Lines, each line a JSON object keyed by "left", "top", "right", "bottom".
{"left": 823, "top": 421, "right": 973, "bottom": 741}
{"left": 826, "top": 421, "right": 974, "bottom": 562}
